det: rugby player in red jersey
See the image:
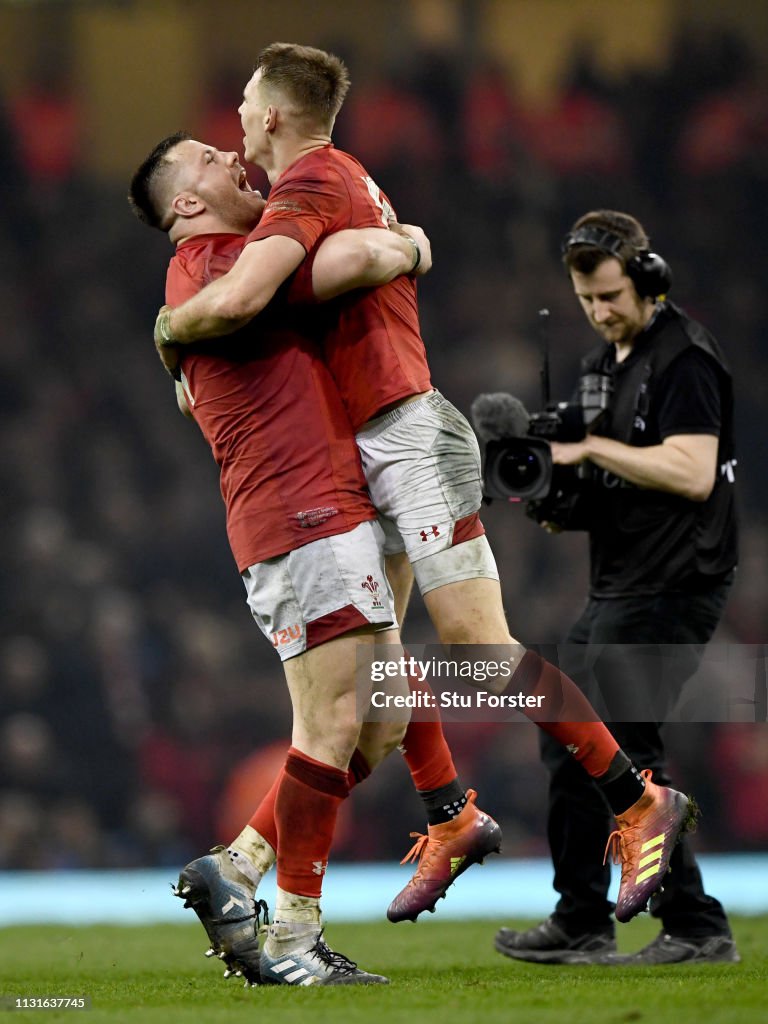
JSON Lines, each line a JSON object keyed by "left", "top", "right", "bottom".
{"left": 149, "top": 44, "right": 692, "bottom": 963}
{"left": 130, "top": 132, "right": 504, "bottom": 986}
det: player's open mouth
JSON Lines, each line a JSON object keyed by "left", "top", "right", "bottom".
{"left": 237, "top": 169, "right": 252, "bottom": 192}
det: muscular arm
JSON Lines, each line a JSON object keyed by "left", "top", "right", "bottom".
{"left": 550, "top": 433, "right": 718, "bottom": 502}
{"left": 155, "top": 223, "right": 431, "bottom": 373}
{"left": 160, "top": 234, "right": 306, "bottom": 345}
{"left": 312, "top": 223, "right": 431, "bottom": 300}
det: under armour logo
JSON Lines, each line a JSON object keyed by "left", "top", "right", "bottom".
{"left": 312, "top": 860, "right": 327, "bottom": 876}
{"left": 420, "top": 525, "right": 440, "bottom": 542}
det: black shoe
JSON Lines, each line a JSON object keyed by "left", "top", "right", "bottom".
{"left": 605, "top": 931, "right": 740, "bottom": 965}
{"left": 494, "top": 916, "right": 617, "bottom": 964}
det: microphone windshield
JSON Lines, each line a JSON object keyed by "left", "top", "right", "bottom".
{"left": 470, "top": 392, "right": 530, "bottom": 442}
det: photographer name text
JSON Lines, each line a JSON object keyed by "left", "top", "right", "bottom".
{"left": 371, "top": 690, "right": 545, "bottom": 709}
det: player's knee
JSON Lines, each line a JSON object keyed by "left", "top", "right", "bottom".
{"left": 435, "top": 618, "right": 479, "bottom": 645}
{"left": 380, "top": 717, "right": 409, "bottom": 757}
{"left": 294, "top": 703, "right": 362, "bottom": 760}
{"left": 432, "top": 612, "right": 511, "bottom": 648}
{"left": 358, "top": 719, "right": 408, "bottom": 769}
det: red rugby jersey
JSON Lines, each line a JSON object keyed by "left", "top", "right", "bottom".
{"left": 166, "top": 232, "right": 375, "bottom": 570}
{"left": 246, "top": 145, "right": 432, "bottom": 430}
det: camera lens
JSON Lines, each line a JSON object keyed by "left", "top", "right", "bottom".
{"left": 483, "top": 438, "right": 553, "bottom": 500}
{"left": 499, "top": 449, "right": 543, "bottom": 488}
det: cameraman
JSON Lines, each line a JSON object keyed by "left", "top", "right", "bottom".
{"left": 495, "top": 210, "right": 739, "bottom": 965}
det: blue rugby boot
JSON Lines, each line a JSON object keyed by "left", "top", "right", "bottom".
{"left": 260, "top": 923, "right": 389, "bottom": 986}
{"left": 173, "top": 846, "right": 269, "bottom": 986}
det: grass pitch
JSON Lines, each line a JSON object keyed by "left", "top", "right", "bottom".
{"left": 1, "top": 916, "right": 765, "bottom": 1024}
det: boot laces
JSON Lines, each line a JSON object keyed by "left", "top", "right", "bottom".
{"left": 400, "top": 832, "right": 430, "bottom": 866}
{"left": 603, "top": 768, "right": 658, "bottom": 869}
{"left": 398, "top": 791, "right": 480, "bottom": 869}
{"left": 254, "top": 898, "right": 270, "bottom": 931}
{"left": 308, "top": 930, "right": 358, "bottom": 974}
{"left": 603, "top": 826, "right": 641, "bottom": 870}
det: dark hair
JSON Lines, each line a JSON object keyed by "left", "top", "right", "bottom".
{"left": 127, "top": 131, "right": 191, "bottom": 230}
{"left": 563, "top": 209, "right": 651, "bottom": 276}
{"left": 254, "top": 42, "right": 350, "bottom": 130}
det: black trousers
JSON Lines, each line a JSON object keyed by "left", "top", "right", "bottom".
{"left": 540, "top": 582, "right": 732, "bottom": 938}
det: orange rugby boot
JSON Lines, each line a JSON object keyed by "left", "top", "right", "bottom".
{"left": 605, "top": 769, "right": 698, "bottom": 923}
{"left": 387, "top": 790, "right": 502, "bottom": 922}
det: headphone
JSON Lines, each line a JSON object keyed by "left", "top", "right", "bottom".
{"left": 562, "top": 225, "right": 673, "bottom": 298}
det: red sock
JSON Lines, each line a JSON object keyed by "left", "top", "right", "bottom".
{"left": 247, "top": 772, "right": 281, "bottom": 850}
{"left": 512, "top": 651, "right": 620, "bottom": 778}
{"left": 399, "top": 674, "right": 459, "bottom": 791}
{"left": 274, "top": 747, "right": 349, "bottom": 897}
{"left": 347, "top": 747, "right": 372, "bottom": 787}
{"left": 247, "top": 746, "right": 370, "bottom": 852}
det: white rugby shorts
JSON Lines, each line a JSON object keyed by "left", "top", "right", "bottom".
{"left": 242, "top": 520, "right": 396, "bottom": 662}
{"left": 356, "top": 391, "right": 499, "bottom": 594}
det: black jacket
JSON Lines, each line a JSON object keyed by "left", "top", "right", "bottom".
{"left": 580, "top": 301, "right": 738, "bottom": 597}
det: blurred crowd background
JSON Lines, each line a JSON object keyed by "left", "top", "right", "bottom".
{"left": 1, "top": 0, "right": 767, "bottom": 873}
